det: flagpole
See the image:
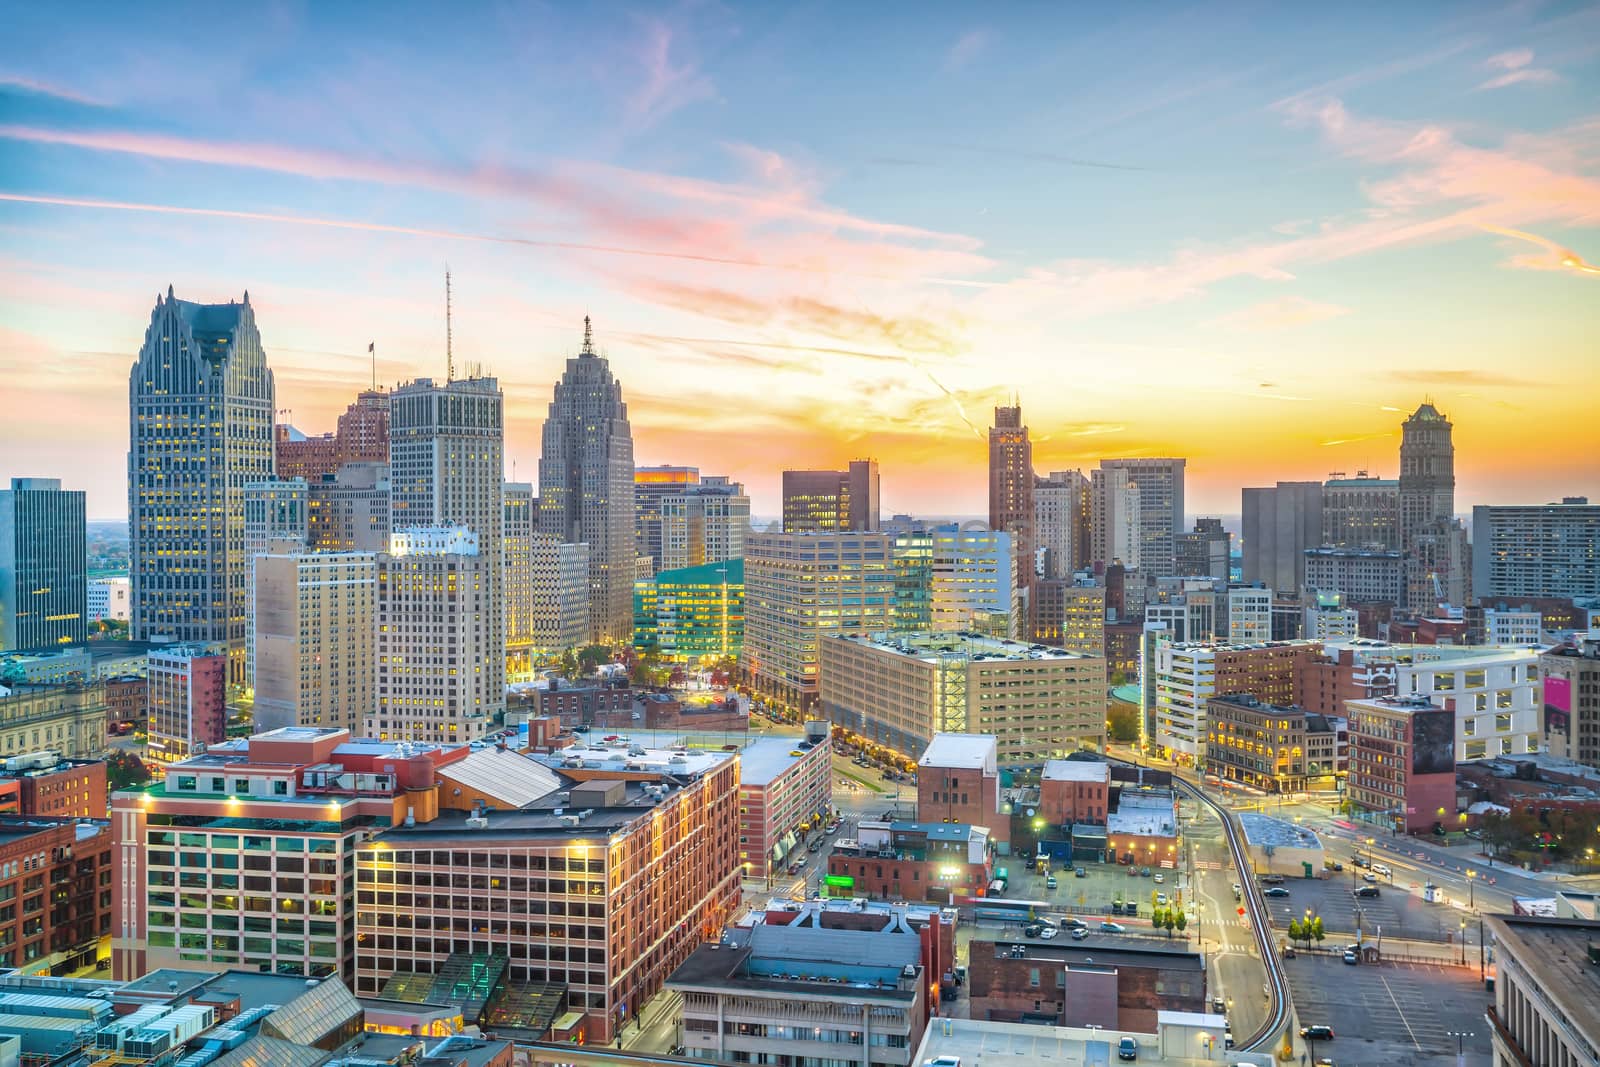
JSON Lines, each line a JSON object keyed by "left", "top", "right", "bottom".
{"left": 369, "top": 341, "right": 376, "bottom": 389}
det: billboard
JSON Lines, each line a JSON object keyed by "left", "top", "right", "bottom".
{"left": 1545, "top": 675, "right": 1572, "bottom": 738}
{"left": 1410, "top": 707, "right": 1455, "bottom": 776}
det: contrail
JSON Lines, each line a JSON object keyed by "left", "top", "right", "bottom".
{"left": 0, "top": 191, "right": 995, "bottom": 286}
{"left": 1477, "top": 223, "right": 1600, "bottom": 275}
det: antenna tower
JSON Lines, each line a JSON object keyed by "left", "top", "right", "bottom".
{"left": 445, "top": 268, "right": 454, "bottom": 382}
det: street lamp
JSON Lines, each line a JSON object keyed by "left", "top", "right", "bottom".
{"left": 1446, "top": 1031, "right": 1474, "bottom": 1059}
{"left": 1366, "top": 836, "right": 1375, "bottom": 867}
{"left": 1458, "top": 919, "right": 1467, "bottom": 966}
{"left": 1466, "top": 869, "right": 1476, "bottom": 910}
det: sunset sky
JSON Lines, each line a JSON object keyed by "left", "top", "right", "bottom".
{"left": 2, "top": 2, "right": 1597, "bottom": 521}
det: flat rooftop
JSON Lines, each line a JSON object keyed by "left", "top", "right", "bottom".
{"left": 1488, "top": 915, "right": 1600, "bottom": 1040}
{"left": 1043, "top": 758, "right": 1110, "bottom": 783}
{"left": 919, "top": 732, "right": 997, "bottom": 770}
{"left": 1238, "top": 812, "right": 1324, "bottom": 851}
{"left": 738, "top": 737, "right": 822, "bottom": 787}
{"left": 1106, "top": 791, "right": 1176, "bottom": 837}
{"left": 532, "top": 740, "right": 734, "bottom": 778}
{"left": 834, "top": 631, "right": 1091, "bottom": 664}
{"left": 916, "top": 1017, "right": 1227, "bottom": 1065}
{"left": 977, "top": 937, "right": 1205, "bottom": 972}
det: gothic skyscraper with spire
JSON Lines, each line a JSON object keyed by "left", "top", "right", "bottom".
{"left": 537, "top": 318, "right": 636, "bottom": 643}
{"left": 128, "top": 287, "right": 275, "bottom": 681}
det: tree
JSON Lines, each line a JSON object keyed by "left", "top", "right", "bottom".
{"left": 1174, "top": 910, "right": 1187, "bottom": 935}
{"left": 1288, "top": 918, "right": 1304, "bottom": 946}
{"left": 1163, "top": 910, "right": 1178, "bottom": 938}
{"left": 107, "top": 751, "right": 151, "bottom": 791}
{"left": 1107, "top": 703, "right": 1140, "bottom": 743}
{"left": 1310, "top": 916, "right": 1325, "bottom": 948}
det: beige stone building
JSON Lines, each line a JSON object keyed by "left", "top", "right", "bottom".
{"left": 252, "top": 551, "right": 377, "bottom": 734}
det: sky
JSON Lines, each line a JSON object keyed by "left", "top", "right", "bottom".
{"left": 1, "top": 2, "right": 1597, "bottom": 522}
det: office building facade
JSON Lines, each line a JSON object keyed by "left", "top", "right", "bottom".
{"left": 1149, "top": 639, "right": 1313, "bottom": 767}
{"left": 1035, "top": 470, "right": 1089, "bottom": 579}
{"left": 530, "top": 533, "right": 590, "bottom": 654}
{"left": 87, "top": 576, "right": 131, "bottom": 623}
{"left": 145, "top": 644, "right": 227, "bottom": 769}
{"left": 307, "top": 462, "right": 390, "bottom": 552}
{"left": 1241, "top": 481, "right": 1322, "bottom": 595}
{"left": 1322, "top": 474, "right": 1399, "bottom": 550}
{"left": 1398, "top": 402, "right": 1455, "bottom": 553}
{"left": 1175, "top": 518, "right": 1231, "bottom": 582}
{"left": 252, "top": 551, "right": 376, "bottom": 734}
{"left": 781, "top": 460, "right": 880, "bottom": 533}
{"left": 1483, "top": 913, "right": 1600, "bottom": 1067}
{"left": 0, "top": 682, "right": 108, "bottom": 761}
{"left": 1302, "top": 546, "right": 1405, "bottom": 604}
{"left": 1541, "top": 638, "right": 1600, "bottom": 769}
{"left": 1099, "top": 458, "right": 1185, "bottom": 577}
{"left": 989, "top": 405, "right": 1036, "bottom": 588}
{"left": 129, "top": 289, "right": 275, "bottom": 682}
{"left": 0, "top": 478, "right": 87, "bottom": 652}
{"left": 1345, "top": 695, "right": 1457, "bottom": 833}
{"left": 634, "top": 559, "right": 744, "bottom": 660}
{"left": 537, "top": 320, "right": 636, "bottom": 643}
{"left": 1472, "top": 501, "right": 1600, "bottom": 600}
{"left": 929, "top": 523, "right": 1019, "bottom": 636}
{"left": 742, "top": 531, "right": 895, "bottom": 710}
{"left": 503, "top": 482, "right": 536, "bottom": 673}
{"left": 1089, "top": 467, "right": 1141, "bottom": 570}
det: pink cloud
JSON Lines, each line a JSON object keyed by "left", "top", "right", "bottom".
{"left": 1478, "top": 48, "right": 1558, "bottom": 90}
{"left": 0, "top": 75, "right": 108, "bottom": 106}
{"left": 624, "top": 18, "right": 717, "bottom": 130}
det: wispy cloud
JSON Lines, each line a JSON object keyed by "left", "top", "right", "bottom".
{"left": 624, "top": 18, "right": 717, "bottom": 129}
{"left": 1321, "top": 431, "right": 1395, "bottom": 447}
{"left": 1207, "top": 296, "right": 1351, "bottom": 332}
{"left": 0, "top": 75, "right": 108, "bottom": 107}
{"left": 1478, "top": 48, "right": 1559, "bottom": 90}
{"left": 1391, "top": 369, "right": 1547, "bottom": 388}
{"left": 944, "top": 29, "right": 992, "bottom": 71}
{"left": 1476, "top": 223, "right": 1600, "bottom": 275}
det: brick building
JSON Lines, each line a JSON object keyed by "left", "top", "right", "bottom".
{"left": 1039, "top": 758, "right": 1110, "bottom": 827}
{"left": 1346, "top": 695, "right": 1457, "bottom": 833}
{"left": 145, "top": 644, "right": 227, "bottom": 770}
{"left": 738, "top": 735, "right": 833, "bottom": 882}
{"left": 0, "top": 755, "right": 107, "bottom": 817}
{"left": 0, "top": 814, "right": 113, "bottom": 973}
{"left": 917, "top": 733, "right": 1006, "bottom": 842}
{"left": 967, "top": 938, "right": 1206, "bottom": 1032}
{"left": 640, "top": 693, "right": 747, "bottom": 732}
{"left": 1205, "top": 694, "right": 1313, "bottom": 794}
{"left": 827, "top": 820, "right": 991, "bottom": 903}
{"left": 104, "top": 675, "right": 146, "bottom": 734}
{"left": 534, "top": 682, "right": 633, "bottom": 726}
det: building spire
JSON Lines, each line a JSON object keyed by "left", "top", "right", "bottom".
{"left": 445, "top": 267, "right": 454, "bottom": 382}
{"left": 581, "top": 314, "right": 594, "bottom": 356}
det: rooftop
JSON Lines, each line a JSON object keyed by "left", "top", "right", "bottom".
{"left": 738, "top": 736, "right": 824, "bottom": 787}
{"left": 668, "top": 922, "right": 922, "bottom": 1002}
{"left": 1238, "top": 812, "right": 1325, "bottom": 851}
{"left": 1106, "top": 790, "right": 1176, "bottom": 838}
{"left": 1485, "top": 914, "right": 1600, "bottom": 1041}
{"left": 835, "top": 631, "right": 1091, "bottom": 664}
{"left": 919, "top": 732, "right": 998, "bottom": 771}
{"left": 530, "top": 739, "right": 734, "bottom": 779}
{"left": 1042, "top": 758, "right": 1111, "bottom": 784}
{"left": 977, "top": 937, "right": 1206, "bottom": 972}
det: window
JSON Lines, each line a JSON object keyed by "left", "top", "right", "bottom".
{"left": 1029, "top": 967, "right": 1040, "bottom": 987}
{"left": 273, "top": 780, "right": 289, "bottom": 796}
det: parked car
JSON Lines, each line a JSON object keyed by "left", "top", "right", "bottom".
{"left": 1260, "top": 873, "right": 1285, "bottom": 885}
{"left": 1363, "top": 871, "right": 1377, "bottom": 883}
{"left": 1140, "top": 866, "right": 1152, "bottom": 877}
{"left": 1153, "top": 873, "right": 1164, "bottom": 884}
{"left": 1070, "top": 927, "right": 1090, "bottom": 940}
{"left": 1117, "top": 1037, "right": 1139, "bottom": 1061}
{"left": 1343, "top": 949, "right": 1359, "bottom": 965}
{"left": 1075, "top": 866, "right": 1087, "bottom": 878}
{"left": 1283, "top": 944, "right": 1295, "bottom": 959}
{"left": 1263, "top": 886, "right": 1290, "bottom": 898}
{"left": 1065, "top": 917, "right": 1088, "bottom": 930}
{"left": 1023, "top": 923, "right": 1044, "bottom": 938}
{"left": 1354, "top": 885, "right": 1380, "bottom": 899}
{"left": 1025, "top": 857, "right": 1037, "bottom": 870}
{"left": 1039, "top": 926, "right": 1059, "bottom": 939}
{"left": 1224, "top": 1029, "right": 1234, "bottom": 1050}
{"left": 1299, "top": 1025, "right": 1335, "bottom": 1040}
{"left": 1045, "top": 875, "right": 1058, "bottom": 889}
{"left": 1100, "top": 921, "right": 1126, "bottom": 932}
{"left": 1156, "top": 893, "right": 1168, "bottom": 906}
{"left": 1372, "top": 864, "right": 1391, "bottom": 877}
{"left": 1212, "top": 996, "right": 1226, "bottom": 1014}
{"left": 926, "top": 1057, "right": 962, "bottom": 1067}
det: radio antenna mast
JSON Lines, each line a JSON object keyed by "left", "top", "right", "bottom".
{"left": 445, "top": 267, "right": 454, "bottom": 382}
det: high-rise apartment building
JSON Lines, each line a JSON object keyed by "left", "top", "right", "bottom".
{"left": 1398, "top": 402, "right": 1455, "bottom": 553}
{"left": 389, "top": 374, "right": 505, "bottom": 713}
{"left": 1321, "top": 473, "right": 1399, "bottom": 549}
{"left": 145, "top": 643, "right": 227, "bottom": 769}
{"left": 1089, "top": 467, "right": 1141, "bottom": 570}
{"left": 370, "top": 527, "right": 497, "bottom": 743}
{"left": 129, "top": 289, "right": 275, "bottom": 681}
{"left": 531, "top": 533, "right": 590, "bottom": 653}
{"left": 503, "top": 481, "right": 535, "bottom": 673}
{"left": 821, "top": 633, "right": 1105, "bottom": 764}
{"left": 1471, "top": 501, "right": 1600, "bottom": 600}
{"left": 1099, "top": 458, "right": 1185, "bottom": 577}
{"left": 929, "top": 523, "right": 1019, "bottom": 636}
{"left": 307, "top": 461, "right": 390, "bottom": 552}
{"left": 1149, "top": 638, "right": 1314, "bottom": 767}
{"left": 1035, "top": 470, "right": 1089, "bottom": 579}
{"left": 1541, "top": 638, "right": 1600, "bottom": 769}
{"left": 781, "top": 460, "right": 880, "bottom": 533}
{"left": 989, "top": 405, "right": 1036, "bottom": 586}
{"left": 1175, "top": 518, "right": 1231, "bottom": 582}
{"left": 742, "top": 531, "right": 895, "bottom": 710}
{"left": 1241, "top": 481, "right": 1322, "bottom": 594}
{"left": 537, "top": 320, "right": 636, "bottom": 643}
{"left": 243, "top": 477, "right": 310, "bottom": 686}
{"left": 1301, "top": 546, "right": 1406, "bottom": 604}
{"left": 252, "top": 551, "right": 376, "bottom": 734}
{"left": 0, "top": 478, "right": 87, "bottom": 651}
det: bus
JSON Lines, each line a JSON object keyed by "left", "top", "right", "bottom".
{"left": 964, "top": 897, "right": 1049, "bottom": 923}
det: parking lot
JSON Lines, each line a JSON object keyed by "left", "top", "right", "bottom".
{"left": 1257, "top": 871, "right": 1473, "bottom": 944}
{"left": 1002, "top": 855, "right": 1190, "bottom": 926}
{"left": 1285, "top": 953, "right": 1492, "bottom": 1066}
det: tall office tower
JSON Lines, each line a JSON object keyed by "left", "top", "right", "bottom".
{"left": 129, "top": 288, "right": 275, "bottom": 682}
{"left": 1241, "top": 481, "right": 1323, "bottom": 594}
{"left": 892, "top": 527, "right": 935, "bottom": 631}
{"left": 1035, "top": 470, "right": 1089, "bottom": 579}
{"left": 1089, "top": 467, "right": 1141, "bottom": 569}
{"left": 1407, "top": 519, "right": 1471, "bottom": 613}
{"left": 742, "top": 531, "right": 895, "bottom": 711}
{"left": 504, "top": 481, "right": 535, "bottom": 674}
{"left": 1322, "top": 472, "right": 1400, "bottom": 549}
{"left": 370, "top": 526, "right": 498, "bottom": 743}
{"left": 1398, "top": 402, "right": 1455, "bottom": 552}
{"left": 1175, "top": 518, "right": 1231, "bottom": 581}
{"left": 389, "top": 373, "right": 505, "bottom": 705}
{"left": 0, "top": 478, "right": 87, "bottom": 651}
{"left": 252, "top": 551, "right": 376, "bottom": 733}
{"left": 660, "top": 478, "right": 749, "bottom": 572}
{"left": 145, "top": 643, "right": 227, "bottom": 768}
{"left": 635, "top": 465, "right": 699, "bottom": 565}
{"left": 988, "top": 405, "right": 1036, "bottom": 584}
{"left": 531, "top": 532, "right": 590, "bottom": 652}
{"left": 1099, "top": 458, "right": 1186, "bottom": 577}
{"left": 1472, "top": 501, "right": 1600, "bottom": 600}
{"left": 274, "top": 425, "right": 338, "bottom": 481}
{"left": 781, "top": 460, "right": 880, "bottom": 532}
{"left": 537, "top": 319, "right": 636, "bottom": 643}
{"left": 307, "top": 462, "right": 390, "bottom": 551}
{"left": 242, "top": 477, "right": 309, "bottom": 686}
{"left": 929, "top": 523, "right": 1019, "bottom": 635}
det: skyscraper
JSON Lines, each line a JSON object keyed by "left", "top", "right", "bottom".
{"left": 1241, "top": 481, "right": 1323, "bottom": 594}
{"left": 1322, "top": 473, "right": 1400, "bottom": 549}
{"left": 504, "top": 481, "right": 536, "bottom": 673}
{"left": 0, "top": 478, "right": 87, "bottom": 651}
{"left": 252, "top": 550, "right": 376, "bottom": 733}
{"left": 1472, "top": 501, "right": 1600, "bottom": 600}
{"left": 1035, "top": 469, "right": 1089, "bottom": 579}
{"left": 129, "top": 288, "right": 276, "bottom": 681}
{"left": 537, "top": 318, "right": 636, "bottom": 643}
{"left": 1398, "top": 402, "right": 1455, "bottom": 552}
{"left": 1099, "top": 458, "right": 1186, "bottom": 577}
{"left": 1089, "top": 466, "right": 1141, "bottom": 570}
{"left": 988, "top": 405, "right": 1035, "bottom": 583}
{"left": 1175, "top": 518, "right": 1231, "bottom": 581}
{"left": 781, "top": 460, "right": 879, "bottom": 532}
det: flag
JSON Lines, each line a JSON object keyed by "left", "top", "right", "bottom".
{"left": 368, "top": 342, "right": 375, "bottom": 353}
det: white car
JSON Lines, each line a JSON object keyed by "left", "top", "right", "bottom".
{"left": 1153, "top": 873, "right": 1164, "bottom": 884}
{"left": 1372, "top": 864, "right": 1391, "bottom": 877}
{"left": 1039, "top": 925, "right": 1059, "bottom": 939}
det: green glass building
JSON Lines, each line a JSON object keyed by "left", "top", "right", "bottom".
{"left": 634, "top": 559, "right": 744, "bottom": 660}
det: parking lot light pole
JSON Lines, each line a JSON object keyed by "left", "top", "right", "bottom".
{"left": 1466, "top": 869, "right": 1476, "bottom": 910}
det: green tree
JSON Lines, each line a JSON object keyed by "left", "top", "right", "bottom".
{"left": 1175, "top": 910, "right": 1187, "bottom": 935}
{"left": 1107, "top": 703, "right": 1140, "bottom": 743}
{"left": 1310, "top": 916, "right": 1325, "bottom": 947}
{"left": 1163, "top": 910, "right": 1178, "bottom": 938}
{"left": 107, "top": 751, "right": 151, "bottom": 792}
{"left": 1288, "top": 918, "right": 1304, "bottom": 945}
